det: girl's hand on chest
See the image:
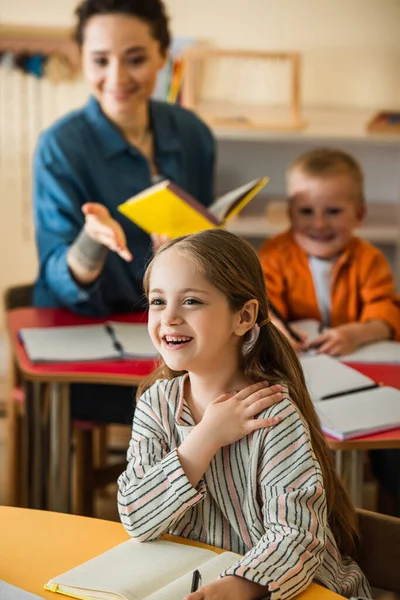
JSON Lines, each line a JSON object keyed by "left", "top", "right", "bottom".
{"left": 199, "top": 382, "right": 283, "bottom": 450}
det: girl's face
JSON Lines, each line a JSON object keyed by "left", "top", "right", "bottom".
{"left": 82, "top": 13, "right": 166, "bottom": 124}
{"left": 147, "top": 248, "right": 245, "bottom": 376}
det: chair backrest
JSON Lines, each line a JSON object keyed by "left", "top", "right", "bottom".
{"left": 4, "top": 283, "right": 34, "bottom": 311}
{"left": 356, "top": 508, "right": 400, "bottom": 593}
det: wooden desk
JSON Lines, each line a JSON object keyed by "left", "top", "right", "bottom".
{"left": 0, "top": 507, "right": 344, "bottom": 599}
{"left": 6, "top": 308, "right": 156, "bottom": 513}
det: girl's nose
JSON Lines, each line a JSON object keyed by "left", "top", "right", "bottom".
{"left": 161, "top": 314, "right": 184, "bottom": 327}
{"left": 106, "top": 59, "right": 130, "bottom": 88}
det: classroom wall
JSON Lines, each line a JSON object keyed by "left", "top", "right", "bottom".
{"left": 1, "top": 0, "right": 400, "bottom": 109}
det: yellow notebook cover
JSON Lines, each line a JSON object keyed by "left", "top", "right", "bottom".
{"left": 118, "top": 177, "right": 268, "bottom": 238}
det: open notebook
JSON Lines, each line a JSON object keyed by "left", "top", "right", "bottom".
{"left": 44, "top": 539, "right": 241, "bottom": 600}
{"left": 300, "top": 354, "right": 400, "bottom": 439}
{"left": 19, "top": 322, "right": 157, "bottom": 363}
{"left": 292, "top": 318, "right": 400, "bottom": 363}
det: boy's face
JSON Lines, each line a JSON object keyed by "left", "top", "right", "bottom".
{"left": 288, "top": 170, "right": 365, "bottom": 259}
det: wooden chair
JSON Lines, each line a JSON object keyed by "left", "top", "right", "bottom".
{"left": 4, "top": 283, "right": 124, "bottom": 515}
{"left": 356, "top": 508, "right": 400, "bottom": 593}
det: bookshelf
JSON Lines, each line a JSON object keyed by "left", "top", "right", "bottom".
{"left": 0, "top": 24, "right": 79, "bottom": 73}
{"left": 215, "top": 106, "right": 400, "bottom": 287}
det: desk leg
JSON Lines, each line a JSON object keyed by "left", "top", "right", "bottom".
{"left": 48, "top": 382, "right": 71, "bottom": 513}
{"left": 349, "top": 450, "right": 364, "bottom": 508}
{"left": 31, "top": 381, "right": 46, "bottom": 509}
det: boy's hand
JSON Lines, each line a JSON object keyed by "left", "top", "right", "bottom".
{"left": 308, "top": 323, "right": 365, "bottom": 356}
{"left": 184, "top": 575, "right": 268, "bottom": 599}
{"left": 271, "top": 316, "right": 308, "bottom": 352}
{"left": 82, "top": 203, "right": 133, "bottom": 261}
{"left": 151, "top": 233, "right": 170, "bottom": 252}
{"left": 200, "top": 382, "right": 283, "bottom": 449}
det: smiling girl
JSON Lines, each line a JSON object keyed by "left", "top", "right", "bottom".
{"left": 117, "top": 229, "right": 371, "bottom": 600}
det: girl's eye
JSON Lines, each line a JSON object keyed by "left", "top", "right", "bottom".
{"left": 93, "top": 57, "right": 108, "bottom": 67}
{"left": 183, "top": 298, "right": 202, "bottom": 306}
{"left": 149, "top": 298, "right": 165, "bottom": 306}
{"left": 327, "top": 208, "right": 342, "bottom": 216}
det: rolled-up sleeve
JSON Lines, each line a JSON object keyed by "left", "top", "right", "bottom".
{"left": 33, "top": 136, "right": 107, "bottom": 314}
{"left": 359, "top": 249, "right": 400, "bottom": 340}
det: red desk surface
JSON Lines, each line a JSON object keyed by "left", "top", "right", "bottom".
{"left": 6, "top": 307, "right": 157, "bottom": 385}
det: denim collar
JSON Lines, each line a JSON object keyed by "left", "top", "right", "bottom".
{"left": 83, "top": 95, "right": 182, "bottom": 159}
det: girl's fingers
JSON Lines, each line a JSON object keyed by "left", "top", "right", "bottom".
{"left": 232, "top": 381, "right": 269, "bottom": 402}
{"left": 250, "top": 416, "right": 280, "bottom": 431}
{"left": 244, "top": 384, "right": 282, "bottom": 408}
{"left": 247, "top": 392, "right": 283, "bottom": 418}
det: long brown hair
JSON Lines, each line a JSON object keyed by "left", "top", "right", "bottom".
{"left": 139, "top": 228, "right": 358, "bottom": 557}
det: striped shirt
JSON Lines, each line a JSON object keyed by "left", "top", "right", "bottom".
{"left": 118, "top": 376, "right": 371, "bottom": 600}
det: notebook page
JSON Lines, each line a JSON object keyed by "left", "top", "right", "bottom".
{"left": 108, "top": 323, "right": 157, "bottom": 358}
{"left": 300, "top": 354, "right": 374, "bottom": 401}
{"left": 339, "top": 341, "right": 400, "bottom": 364}
{"left": 315, "top": 386, "right": 400, "bottom": 440}
{"left": 145, "top": 551, "right": 241, "bottom": 600}
{"left": 48, "top": 539, "right": 217, "bottom": 600}
{"left": 19, "top": 325, "right": 119, "bottom": 363}
{"left": 0, "top": 580, "right": 44, "bottom": 599}
{"left": 290, "top": 319, "right": 321, "bottom": 343}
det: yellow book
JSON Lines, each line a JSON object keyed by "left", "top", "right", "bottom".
{"left": 117, "top": 177, "right": 269, "bottom": 238}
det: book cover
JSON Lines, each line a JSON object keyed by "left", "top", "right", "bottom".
{"left": 117, "top": 177, "right": 268, "bottom": 238}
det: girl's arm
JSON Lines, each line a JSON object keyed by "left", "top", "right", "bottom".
{"left": 220, "top": 397, "right": 327, "bottom": 600}
{"left": 118, "top": 381, "right": 283, "bottom": 542}
{"left": 117, "top": 382, "right": 207, "bottom": 542}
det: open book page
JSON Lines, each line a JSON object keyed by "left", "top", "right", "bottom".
{"left": 339, "top": 340, "right": 400, "bottom": 364}
{"left": 19, "top": 325, "right": 119, "bottom": 363}
{"left": 315, "top": 386, "right": 400, "bottom": 440}
{"left": 46, "top": 540, "right": 228, "bottom": 600}
{"left": 209, "top": 178, "right": 268, "bottom": 222}
{"left": 145, "top": 551, "right": 242, "bottom": 600}
{"left": 108, "top": 323, "right": 157, "bottom": 358}
{"left": 0, "top": 580, "right": 45, "bottom": 600}
{"left": 300, "top": 354, "right": 374, "bottom": 402}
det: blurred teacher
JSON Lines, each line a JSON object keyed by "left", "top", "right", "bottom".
{"left": 32, "top": 0, "right": 215, "bottom": 422}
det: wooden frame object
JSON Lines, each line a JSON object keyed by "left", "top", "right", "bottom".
{"left": 0, "top": 24, "right": 80, "bottom": 73}
{"left": 181, "top": 48, "right": 306, "bottom": 131}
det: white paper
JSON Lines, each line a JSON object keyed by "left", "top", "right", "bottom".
{"left": 315, "top": 386, "right": 400, "bottom": 440}
{"left": 300, "top": 354, "right": 373, "bottom": 401}
{"left": 108, "top": 323, "right": 157, "bottom": 358}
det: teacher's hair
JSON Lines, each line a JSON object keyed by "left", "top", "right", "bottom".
{"left": 140, "top": 228, "right": 359, "bottom": 559}
{"left": 74, "top": 0, "right": 171, "bottom": 53}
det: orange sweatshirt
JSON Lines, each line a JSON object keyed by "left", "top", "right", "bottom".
{"left": 259, "top": 230, "right": 400, "bottom": 340}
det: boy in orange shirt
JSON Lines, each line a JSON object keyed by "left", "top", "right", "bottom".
{"left": 259, "top": 147, "right": 400, "bottom": 515}
{"left": 259, "top": 147, "right": 400, "bottom": 356}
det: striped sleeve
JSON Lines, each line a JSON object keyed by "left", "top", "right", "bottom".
{"left": 117, "top": 382, "right": 206, "bottom": 541}
{"left": 221, "top": 397, "right": 327, "bottom": 600}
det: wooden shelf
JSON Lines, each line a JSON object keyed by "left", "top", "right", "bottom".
{"left": 0, "top": 24, "right": 79, "bottom": 70}
{"left": 213, "top": 106, "right": 400, "bottom": 145}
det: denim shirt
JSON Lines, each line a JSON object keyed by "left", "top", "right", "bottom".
{"left": 33, "top": 96, "right": 215, "bottom": 316}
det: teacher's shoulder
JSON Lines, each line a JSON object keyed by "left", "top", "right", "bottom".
{"left": 152, "top": 100, "right": 214, "bottom": 146}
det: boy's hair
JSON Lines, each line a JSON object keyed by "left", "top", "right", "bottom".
{"left": 288, "top": 147, "right": 365, "bottom": 204}
{"left": 140, "top": 228, "right": 359, "bottom": 558}
{"left": 74, "top": 0, "right": 171, "bottom": 54}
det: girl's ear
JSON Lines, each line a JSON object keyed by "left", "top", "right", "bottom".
{"left": 234, "top": 299, "right": 258, "bottom": 337}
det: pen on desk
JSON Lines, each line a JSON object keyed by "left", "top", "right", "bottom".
{"left": 320, "top": 383, "right": 380, "bottom": 401}
{"left": 268, "top": 301, "right": 303, "bottom": 344}
{"left": 190, "top": 569, "right": 202, "bottom": 593}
